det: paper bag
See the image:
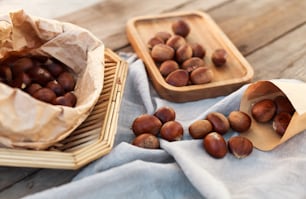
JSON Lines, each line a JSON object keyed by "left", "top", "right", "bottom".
{"left": 240, "top": 80, "right": 306, "bottom": 151}
{"left": 0, "top": 10, "right": 104, "bottom": 149}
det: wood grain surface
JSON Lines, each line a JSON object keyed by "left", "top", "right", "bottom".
{"left": 1, "top": 0, "right": 306, "bottom": 198}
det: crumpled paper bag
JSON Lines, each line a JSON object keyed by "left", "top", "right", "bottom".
{"left": 0, "top": 10, "right": 104, "bottom": 150}
{"left": 240, "top": 80, "right": 306, "bottom": 151}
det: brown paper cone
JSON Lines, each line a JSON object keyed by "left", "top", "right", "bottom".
{"left": 0, "top": 10, "right": 104, "bottom": 150}
{"left": 240, "top": 80, "right": 306, "bottom": 151}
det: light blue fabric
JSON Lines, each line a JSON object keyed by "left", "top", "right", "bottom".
{"left": 24, "top": 56, "right": 306, "bottom": 199}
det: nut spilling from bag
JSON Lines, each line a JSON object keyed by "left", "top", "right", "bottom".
{"left": 0, "top": 55, "right": 77, "bottom": 107}
{"left": 147, "top": 19, "right": 228, "bottom": 87}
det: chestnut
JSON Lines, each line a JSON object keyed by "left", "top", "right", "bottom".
{"left": 27, "top": 66, "right": 54, "bottom": 85}
{"left": 132, "top": 114, "right": 162, "bottom": 136}
{"left": 228, "top": 111, "right": 251, "bottom": 132}
{"left": 44, "top": 62, "right": 65, "bottom": 77}
{"left": 25, "top": 83, "right": 42, "bottom": 95}
{"left": 172, "top": 19, "right": 190, "bottom": 37}
{"left": 190, "top": 67, "right": 214, "bottom": 85}
{"left": 147, "top": 36, "right": 164, "bottom": 49}
{"left": 12, "top": 57, "right": 34, "bottom": 74}
{"left": 190, "top": 43, "right": 205, "bottom": 58}
{"left": 160, "top": 121, "right": 184, "bottom": 141}
{"left": 166, "top": 35, "right": 186, "bottom": 50}
{"left": 165, "top": 69, "right": 189, "bottom": 87}
{"left": 154, "top": 106, "right": 176, "bottom": 124}
{"left": 272, "top": 112, "right": 292, "bottom": 136}
{"left": 274, "top": 95, "right": 295, "bottom": 115}
{"left": 159, "top": 60, "right": 179, "bottom": 77}
{"left": 189, "top": 119, "right": 213, "bottom": 139}
{"left": 251, "top": 99, "right": 276, "bottom": 123}
{"left": 57, "top": 71, "right": 76, "bottom": 92}
{"left": 175, "top": 44, "right": 192, "bottom": 63}
{"left": 228, "top": 136, "right": 253, "bottom": 159}
{"left": 206, "top": 112, "right": 230, "bottom": 135}
{"left": 132, "top": 133, "right": 160, "bottom": 149}
{"left": 155, "top": 31, "right": 171, "bottom": 42}
{"left": 32, "top": 88, "right": 56, "bottom": 103}
{"left": 46, "top": 80, "right": 65, "bottom": 96}
{"left": 0, "top": 64, "right": 13, "bottom": 82}
{"left": 181, "top": 57, "right": 205, "bottom": 70}
{"left": 52, "top": 92, "right": 77, "bottom": 107}
{"left": 203, "top": 132, "right": 227, "bottom": 158}
{"left": 151, "top": 44, "right": 175, "bottom": 62}
{"left": 212, "top": 49, "right": 227, "bottom": 67}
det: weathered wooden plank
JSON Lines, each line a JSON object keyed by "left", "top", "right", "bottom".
{"left": 0, "top": 169, "right": 78, "bottom": 199}
{"left": 57, "top": 0, "right": 230, "bottom": 50}
{"left": 209, "top": 0, "right": 306, "bottom": 55}
{"left": 247, "top": 23, "right": 306, "bottom": 82}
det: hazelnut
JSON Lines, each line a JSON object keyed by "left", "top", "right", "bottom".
{"left": 190, "top": 67, "right": 214, "bottom": 85}
{"left": 228, "top": 111, "right": 251, "bottom": 132}
{"left": 166, "top": 35, "right": 186, "bottom": 50}
{"left": 228, "top": 136, "right": 253, "bottom": 159}
{"left": 132, "top": 133, "right": 160, "bottom": 149}
{"left": 57, "top": 72, "right": 76, "bottom": 92}
{"left": 165, "top": 69, "right": 189, "bottom": 87}
{"left": 46, "top": 81, "right": 65, "bottom": 96}
{"left": 181, "top": 57, "right": 205, "bottom": 70}
{"left": 212, "top": 49, "right": 227, "bottom": 67}
{"left": 203, "top": 132, "right": 227, "bottom": 158}
{"left": 155, "top": 31, "right": 171, "bottom": 42}
{"left": 274, "top": 95, "right": 295, "bottom": 115}
{"left": 251, "top": 99, "right": 276, "bottom": 123}
{"left": 32, "top": 88, "right": 56, "bottom": 103}
{"left": 147, "top": 36, "right": 164, "bottom": 49}
{"left": 132, "top": 114, "right": 162, "bottom": 136}
{"left": 154, "top": 106, "right": 176, "bottom": 124}
{"left": 175, "top": 44, "right": 193, "bottom": 63}
{"left": 190, "top": 43, "right": 206, "bottom": 58}
{"left": 189, "top": 119, "right": 213, "bottom": 139}
{"left": 151, "top": 44, "right": 175, "bottom": 62}
{"left": 159, "top": 60, "right": 179, "bottom": 77}
{"left": 272, "top": 112, "right": 292, "bottom": 136}
{"left": 160, "top": 121, "right": 184, "bottom": 141}
{"left": 206, "top": 112, "right": 230, "bottom": 135}
{"left": 172, "top": 19, "right": 190, "bottom": 37}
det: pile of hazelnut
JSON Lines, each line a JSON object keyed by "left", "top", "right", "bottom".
{"left": 0, "top": 55, "right": 77, "bottom": 107}
{"left": 147, "top": 19, "right": 228, "bottom": 87}
{"left": 131, "top": 95, "right": 295, "bottom": 160}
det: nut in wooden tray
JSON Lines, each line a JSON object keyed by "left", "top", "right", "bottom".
{"left": 126, "top": 11, "right": 253, "bottom": 102}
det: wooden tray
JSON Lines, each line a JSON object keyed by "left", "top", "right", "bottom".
{"left": 126, "top": 11, "right": 253, "bottom": 102}
{"left": 0, "top": 48, "right": 128, "bottom": 170}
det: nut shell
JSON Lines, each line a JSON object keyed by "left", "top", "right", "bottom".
{"left": 132, "top": 133, "right": 160, "bottom": 149}
{"left": 160, "top": 121, "right": 184, "bottom": 141}
{"left": 159, "top": 60, "right": 179, "bottom": 77}
{"left": 190, "top": 67, "right": 213, "bottom": 85}
{"left": 175, "top": 44, "right": 193, "bottom": 63}
{"left": 165, "top": 69, "right": 189, "bottom": 87}
{"left": 151, "top": 44, "right": 175, "bottom": 62}
{"left": 203, "top": 132, "right": 227, "bottom": 158}
{"left": 251, "top": 99, "right": 276, "bottom": 123}
{"left": 228, "top": 136, "right": 253, "bottom": 159}
{"left": 228, "top": 111, "right": 251, "bottom": 132}
{"left": 172, "top": 19, "right": 190, "bottom": 37}
{"left": 154, "top": 106, "right": 176, "bottom": 124}
{"left": 206, "top": 112, "right": 230, "bottom": 135}
{"left": 32, "top": 88, "right": 56, "bottom": 103}
{"left": 190, "top": 43, "right": 206, "bottom": 58}
{"left": 189, "top": 119, "right": 213, "bottom": 139}
{"left": 212, "top": 49, "right": 227, "bottom": 67}
{"left": 166, "top": 35, "right": 186, "bottom": 50}
{"left": 132, "top": 114, "right": 162, "bottom": 136}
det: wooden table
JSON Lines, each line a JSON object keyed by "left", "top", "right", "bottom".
{"left": 1, "top": 0, "right": 306, "bottom": 198}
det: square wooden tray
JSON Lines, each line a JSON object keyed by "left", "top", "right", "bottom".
{"left": 126, "top": 11, "right": 253, "bottom": 102}
{"left": 0, "top": 48, "right": 128, "bottom": 170}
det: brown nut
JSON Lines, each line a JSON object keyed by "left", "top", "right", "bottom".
{"left": 12, "top": 57, "right": 34, "bottom": 74}
{"left": 190, "top": 43, "right": 206, "bottom": 58}
{"left": 175, "top": 44, "right": 193, "bottom": 63}
{"left": 151, "top": 44, "right": 175, "bottom": 62}
{"left": 53, "top": 92, "right": 77, "bottom": 107}
{"left": 272, "top": 112, "right": 292, "bottom": 136}
{"left": 206, "top": 112, "right": 230, "bottom": 135}
{"left": 57, "top": 72, "right": 76, "bottom": 92}
{"left": 32, "top": 88, "right": 56, "bottom": 103}
{"left": 181, "top": 57, "right": 205, "bottom": 70}
{"left": 147, "top": 36, "right": 164, "bottom": 49}
{"left": 154, "top": 106, "right": 176, "bottom": 124}
{"left": 274, "top": 95, "right": 295, "bottom": 115}
{"left": 160, "top": 121, "right": 184, "bottom": 141}
{"left": 165, "top": 69, "right": 189, "bottom": 87}
{"left": 251, "top": 99, "right": 276, "bottom": 123}
{"left": 190, "top": 67, "right": 214, "bottom": 85}
{"left": 159, "top": 60, "right": 179, "bottom": 77}
{"left": 155, "top": 31, "right": 172, "bottom": 42}
{"left": 166, "top": 35, "right": 186, "bottom": 50}
{"left": 189, "top": 119, "right": 213, "bottom": 139}
{"left": 0, "top": 64, "right": 13, "bottom": 82}
{"left": 132, "top": 133, "right": 160, "bottom": 149}
{"left": 228, "top": 111, "right": 251, "bottom": 132}
{"left": 228, "top": 136, "right": 253, "bottom": 159}
{"left": 25, "top": 83, "right": 42, "bottom": 95}
{"left": 44, "top": 61, "right": 65, "bottom": 77}
{"left": 203, "top": 132, "right": 227, "bottom": 158}
{"left": 132, "top": 114, "right": 162, "bottom": 136}
{"left": 212, "top": 49, "right": 227, "bottom": 67}
{"left": 46, "top": 81, "right": 65, "bottom": 96}
{"left": 28, "top": 66, "right": 54, "bottom": 86}
{"left": 172, "top": 19, "right": 190, "bottom": 37}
